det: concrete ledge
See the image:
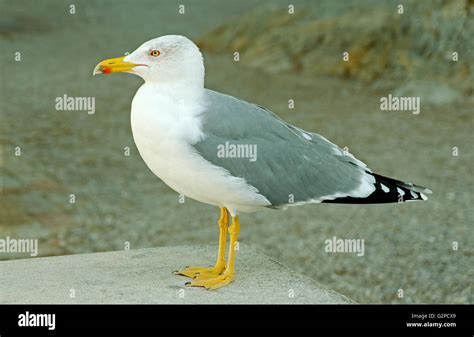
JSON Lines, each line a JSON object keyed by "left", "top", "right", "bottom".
{"left": 0, "top": 244, "right": 353, "bottom": 304}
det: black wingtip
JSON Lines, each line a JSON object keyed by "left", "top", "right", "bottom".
{"left": 322, "top": 172, "right": 430, "bottom": 204}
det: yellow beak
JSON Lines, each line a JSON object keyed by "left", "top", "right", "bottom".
{"left": 93, "top": 56, "right": 138, "bottom": 76}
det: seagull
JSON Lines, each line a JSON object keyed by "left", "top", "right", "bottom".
{"left": 93, "top": 35, "right": 432, "bottom": 290}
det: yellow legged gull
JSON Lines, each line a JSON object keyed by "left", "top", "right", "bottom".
{"left": 93, "top": 35, "right": 432, "bottom": 290}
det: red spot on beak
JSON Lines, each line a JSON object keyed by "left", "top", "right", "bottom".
{"left": 103, "top": 67, "right": 112, "bottom": 74}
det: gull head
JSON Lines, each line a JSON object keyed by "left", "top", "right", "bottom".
{"left": 93, "top": 35, "right": 204, "bottom": 84}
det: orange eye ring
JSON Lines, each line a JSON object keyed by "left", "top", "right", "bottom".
{"left": 150, "top": 50, "right": 161, "bottom": 57}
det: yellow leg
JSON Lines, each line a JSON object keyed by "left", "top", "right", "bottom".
{"left": 187, "top": 215, "right": 240, "bottom": 290}
{"left": 174, "top": 207, "right": 228, "bottom": 278}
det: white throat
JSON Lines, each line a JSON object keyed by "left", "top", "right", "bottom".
{"left": 142, "top": 80, "right": 204, "bottom": 103}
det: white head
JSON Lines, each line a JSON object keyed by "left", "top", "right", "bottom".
{"left": 93, "top": 35, "right": 204, "bottom": 86}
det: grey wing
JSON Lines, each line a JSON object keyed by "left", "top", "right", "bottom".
{"left": 192, "top": 89, "right": 375, "bottom": 207}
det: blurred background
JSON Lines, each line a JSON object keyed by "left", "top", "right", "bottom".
{"left": 0, "top": 0, "right": 472, "bottom": 303}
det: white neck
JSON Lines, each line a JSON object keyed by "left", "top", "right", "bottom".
{"left": 142, "top": 80, "right": 204, "bottom": 102}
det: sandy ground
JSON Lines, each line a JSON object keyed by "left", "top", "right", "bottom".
{"left": 1, "top": 0, "right": 473, "bottom": 303}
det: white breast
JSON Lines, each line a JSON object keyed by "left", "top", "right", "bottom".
{"left": 130, "top": 83, "right": 270, "bottom": 215}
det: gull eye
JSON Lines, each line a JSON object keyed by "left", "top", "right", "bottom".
{"left": 150, "top": 50, "right": 161, "bottom": 57}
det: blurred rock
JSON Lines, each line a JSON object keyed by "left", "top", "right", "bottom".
{"left": 0, "top": 244, "right": 353, "bottom": 304}
{"left": 393, "top": 81, "right": 463, "bottom": 106}
{"left": 198, "top": 0, "right": 473, "bottom": 96}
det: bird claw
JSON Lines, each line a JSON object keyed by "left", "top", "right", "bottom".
{"left": 174, "top": 265, "right": 223, "bottom": 279}
{"left": 186, "top": 273, "right": 235, "bottom": 290}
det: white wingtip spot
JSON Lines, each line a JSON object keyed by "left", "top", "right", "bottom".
{"left": 410, "top": 190, "right": 418, "bottom": 199}
{"left": 380, "top": 183, "right": 390, "bottom": 193}
{"left": 421, "top": 193, "right": 428, "bottom": 200}
{"left": 397, "top": 187, "right": 405, "bottom": 196}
